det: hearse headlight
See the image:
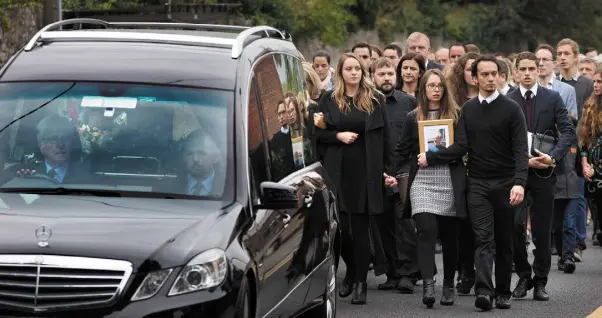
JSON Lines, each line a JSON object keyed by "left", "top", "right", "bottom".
{"left": 168, "top": 248, "right": 227, "bottom": 296}
{"left": 131, "top": 269, "right": 173, "bottom": 301}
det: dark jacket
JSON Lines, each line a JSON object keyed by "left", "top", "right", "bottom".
{"left": 507, "top": 85, "right": 576, "bottom": 175}
{"left": 394, "top": 109, "right": 467, "bottom": 219}
{"left": 555, "top": 147, "right": 580, "bottom": 199}
{"left": 314, "top": 92, "right": 394, "bottom": 216}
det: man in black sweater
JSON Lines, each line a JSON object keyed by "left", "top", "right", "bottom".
{"left": 418, "top": 55, "right": 529, "bottom": 311}
{"left": 371, "top": 57, "right": 419, "bottom": 294}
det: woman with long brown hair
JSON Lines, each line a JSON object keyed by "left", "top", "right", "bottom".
{"left": 445, "top": 51, "right": 479, "bottom": 295}
{"left": 395, "top": 69, "right": 467, "bottom": 308}
{"left": 396, "top": 53, "right": 426, "bottom": 97}
{"left": 578, "top": 69, "right": 602, "bottom": 245}
{"left": 448, "top": 52, "right": 480, "bottom": 107}
{"left": 314, "top": 52, "right": 397, "bottom": 305}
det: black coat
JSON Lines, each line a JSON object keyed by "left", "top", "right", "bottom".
{"left": 395, "top": 109, "right": 468, "bottom": 219}
{"left": 507, "top": 85, "right": 576, "bottom": 175}
{"left": 315, "top": 93, "right": 394, "bottom": 216}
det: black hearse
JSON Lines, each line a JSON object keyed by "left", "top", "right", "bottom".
{"left": 0, "top": 19, "right": 338, "bottom": 318}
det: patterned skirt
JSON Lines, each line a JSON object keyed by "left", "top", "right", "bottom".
{"left": 410, "top": 164, "right": 456, "bottom": 217}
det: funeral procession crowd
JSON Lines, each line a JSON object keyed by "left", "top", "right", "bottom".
{"left": 295, "top": 32, "right": 602, "bottom": 311}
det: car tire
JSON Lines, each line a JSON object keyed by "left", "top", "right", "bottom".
{"left": 234, "top": 277, "right": 252, "bottom": 318}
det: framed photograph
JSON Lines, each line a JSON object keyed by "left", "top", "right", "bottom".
{"left": 291, "top": 136, "right": 305, "bottom": 168}
{"left": 418, "top": 119, "right": 454, "bottom": 153}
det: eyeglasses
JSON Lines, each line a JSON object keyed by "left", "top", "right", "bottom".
{"left": 426, "top": 84, "right": 444, "bottom": 91}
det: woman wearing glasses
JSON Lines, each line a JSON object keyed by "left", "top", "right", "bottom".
{"left": 395, "top": 69, "right": 467, "bottom": 308}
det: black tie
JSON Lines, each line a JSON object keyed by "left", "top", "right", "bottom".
{"left": 525, "top": 90, "right": 533, "bottom": 100}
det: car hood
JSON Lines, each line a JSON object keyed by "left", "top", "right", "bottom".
{"left": 0, "top": 193, "right": 233, "bottom": 271}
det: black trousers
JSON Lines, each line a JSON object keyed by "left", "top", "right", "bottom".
{"left": 513, "top": 171, "right": 556, "bottom": 285}
{"left": 467, "top": 176, "right": 515, "bottom": 298}
{"left": 415, "top": 213, "right": 459, "bottom": 282}
{"left": 379, "top": 194, "right": 419, "bottom": 279}
{"left": 339, "top": 212, "right": 373, "bottom": 282}
{"left": 457, "top": 218, "right": 475, "bottom": 279}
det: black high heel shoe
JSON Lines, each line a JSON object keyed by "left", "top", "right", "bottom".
{"left": 351, "top": 281, "right": 367, "bottom": 305}
{"left": 422, "top": 279, "right": 435, "bottom": 308}
{"left": 339, "top": 276, "right": 353, "bottom": 298}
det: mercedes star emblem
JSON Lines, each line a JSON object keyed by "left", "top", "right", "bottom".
{"left": 35, "top": 225, "right": 52, "bottom": 248}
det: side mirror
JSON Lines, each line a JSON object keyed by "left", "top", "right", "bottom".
{"left": 256, "top": 181, "right": 298, "bottom": 209}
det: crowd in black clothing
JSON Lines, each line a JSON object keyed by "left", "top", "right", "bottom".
{"left": 300, "top": 32, "right": 602, "bottom": 311}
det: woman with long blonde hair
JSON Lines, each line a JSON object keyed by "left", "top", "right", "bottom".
{"left": 395, "top": 69, "right": 466, "bottom": 308}
{"left": 314, "top": 52, "right": 396, "bottom": 305}
{"left": 578, "top": 69, "right": 602, "bottom": 245}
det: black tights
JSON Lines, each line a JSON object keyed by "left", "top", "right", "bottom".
{"left": 339, "top": 212, "right": 372, "bottom": 282}
{"left": 415, "top": 213, "right": 459, "bottom": 282}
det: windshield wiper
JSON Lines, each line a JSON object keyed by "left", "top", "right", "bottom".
{"left": 0, "top": 187, "right": 214, "bottom": 200}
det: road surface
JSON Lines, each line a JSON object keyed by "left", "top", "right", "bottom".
{"left": 337, "top": 225, "right": 602, "bottom": 318}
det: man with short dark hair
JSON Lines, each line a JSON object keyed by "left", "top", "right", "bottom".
{"left": 419, "top": 54, "right": 529, "bottom": 311}
{"left": 383, "top": 43, "right": 403, "bottom": 67}
{"left": 449, "top": 43, "right": 467, "bottom": 64}
{"left": 507, "top": 52, "right": 575, "bottom": 301}
{"left": 351, "top": 43, "right": 372, "bottom": 69}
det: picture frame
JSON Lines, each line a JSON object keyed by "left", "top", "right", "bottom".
{"left": 418, "top": 119, "right": 454, "bottom": 154}
{"left": 291, "top": 136, "right": 305, "bottom": 168}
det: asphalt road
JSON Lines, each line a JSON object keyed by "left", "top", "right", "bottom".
{"left": 337, "top": 224, "right": 602, "bottom": 318}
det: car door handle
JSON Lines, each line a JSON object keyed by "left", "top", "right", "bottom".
{"left": 279, "top": 213, "right": 291, "bottom": 225}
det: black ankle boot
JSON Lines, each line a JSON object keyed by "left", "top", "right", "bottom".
{"left": 339, "top": 276, "right": 353, "bottom": 298}
{"left": 351, "top": 281, "right": 367, "bottom": 305}
{"left": 440, "top": 279, "right": 456, "bottom": 306}
{"left": 422, "top": 279, "right": 435, "bottom": 308}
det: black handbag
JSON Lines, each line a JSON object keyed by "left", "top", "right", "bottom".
{"left": 530, "top": 132, "right": 557, "bottom": 157}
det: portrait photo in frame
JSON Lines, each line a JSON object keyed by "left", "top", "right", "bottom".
{"left": 418, "top": 119, "right": 455, "bottom": 153}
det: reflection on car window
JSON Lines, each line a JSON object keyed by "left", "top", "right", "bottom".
{"left": 0, "top": 82, "right": 231, "bottom": 200}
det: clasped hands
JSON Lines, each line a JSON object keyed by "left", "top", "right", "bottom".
{"left": 528, "top": 149, "right": 554, "bottom": 169}
{"left": 583, "top": 162, "right": 595, "bottom": 182}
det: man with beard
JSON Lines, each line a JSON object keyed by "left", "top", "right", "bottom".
{"left": 370, "top": 57, "right": 420, "bottom": 293}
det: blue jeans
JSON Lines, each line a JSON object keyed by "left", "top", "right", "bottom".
{"left": 567, "top": 177, "right": 587, "bottom": 246}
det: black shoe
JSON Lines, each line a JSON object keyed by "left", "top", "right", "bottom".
{"left": 350, "top": 282, "right": 367, "bottom": 305}
{"left": 456, "top": 277, "right": 474, "bottom": 295}
{"left": 339, "top": 276, "right": 353, "bottom": 298}
{"left": 440, "top": 280, "right": 456, "bottom": 306}
{"left": 495, "top": 296, "right": 511, "bottom": 309}
{"left": 422, "top": 279, "right": 436, "bottom": 308}
{"left": 397, "top": 276, "right": 414, "bottom": 294}
{"left": 550, "top": 247, "right": 558, "bottom": 255}
{"left": 557, "top": 258, "right": 564, "bottom": 271}
{"left": 475, "top": 294, "right": 493, "bottom": 311}
{"left": 533, "top": 284, "right": 549, "bottom": 301}
{"left": 512, "top": 277, "right": 533, "bottom": 298}
{"left": 563, "top": 258, "right": 576, "bottom": 274}
{"left": 378, "top": 277, "right": 399, "bottom": 290}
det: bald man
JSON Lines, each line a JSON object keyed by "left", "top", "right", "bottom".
{"left": 435, "top": 48, "right": 450, "bottom": 66}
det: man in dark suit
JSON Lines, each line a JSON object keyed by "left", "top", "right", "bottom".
{"left": 163, "top": 129, "right": 225, "bottom": 196}
{"left": 506, "top": 52, "right": 575, "bottom": 301}
{"left": 406, "top": 32, "right": 443, "bottom": 70}
{"left": 16, "top": 114, "right": 90, "bottom": 184}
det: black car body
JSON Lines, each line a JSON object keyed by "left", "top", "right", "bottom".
{"left": 0, "top": 19, "right": 338, "bottom": 318}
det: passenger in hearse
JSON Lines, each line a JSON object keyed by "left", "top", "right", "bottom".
{"left": 15, "top": 114, "right": 92, "bottom": 184}
{"left": 157, "top": 128, "right": 225, "bottom": 196}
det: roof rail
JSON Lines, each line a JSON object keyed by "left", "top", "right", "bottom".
{"left": 231, "top": 26, "right": 286, "bottom": 58}
{"left": 23, "top": 18, "right": 290, "bottom": 58}
{"left": 24, "top": 18, "right": 110, "bottom": 51}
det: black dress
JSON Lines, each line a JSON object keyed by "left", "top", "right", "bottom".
{"left": 338, "top": 104, "right": 368, "bottom": 215}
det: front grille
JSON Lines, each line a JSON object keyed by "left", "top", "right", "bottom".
{"left": 0, "top": 255, "right": 133, "bottom": 313}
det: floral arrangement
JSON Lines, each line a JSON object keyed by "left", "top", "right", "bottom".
{"left": 78, "top": 124, "right": 104, "bottom": 154}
